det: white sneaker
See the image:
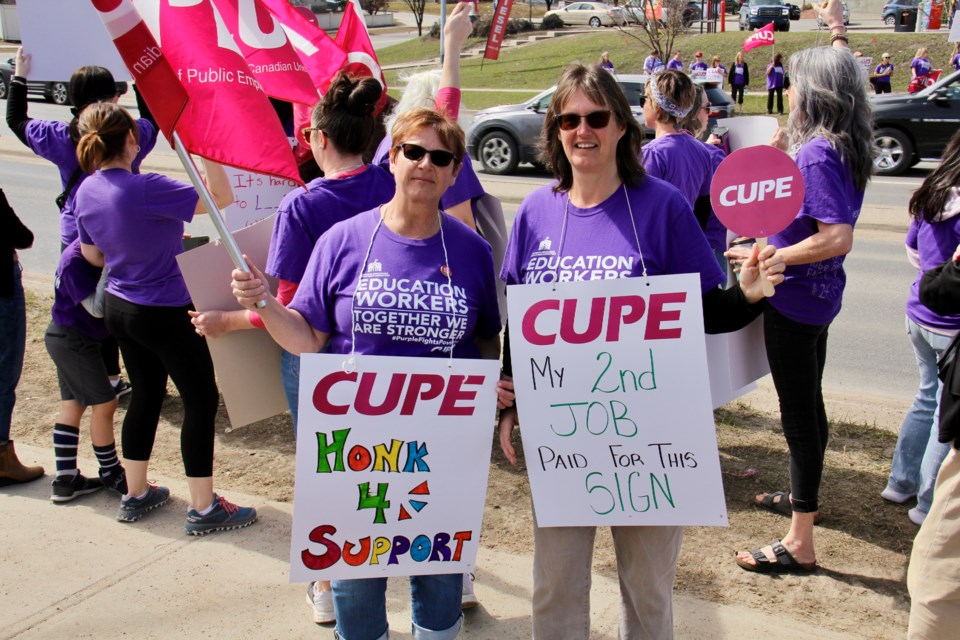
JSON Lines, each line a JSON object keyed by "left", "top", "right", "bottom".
{"left": 880, "top": 486, "right": 915, "bottom": 504}
{"left": 306, "top": 582, "right": 336, "bottom": 624}
{"left": 461, "top": 572, "right": 479, "bottom": 610}
{"left": 908, "top": 507, "right": 927, "bottom": 526}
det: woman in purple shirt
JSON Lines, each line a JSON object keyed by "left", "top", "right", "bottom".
{"left": 733, "top": 27, "right": 874, "bottom": 573}
{"left": 882, "top": 129, "right": 960, "bottom": 526}
{"left": 231, "top": 107, "right": 504, "bottom": 640}
{"left": 728, "top": 51, "right": 749, "bottom": 114}
{"left": 871, "top": 53, "right": 894, "bottom": 95}
{"left": 497, "top": 63, "right": 783, "bottom": 638}
{"left": 910, "top": 47, "right": 933, "bottom": 93}
{"left": 766, "top": 52, "right": 786, "bottom": 115}
{"left": 74, "top": 102, "right": 257, "bottom": 535}
{"left": 952, "top": 42, "right": 960, "bottom": 72}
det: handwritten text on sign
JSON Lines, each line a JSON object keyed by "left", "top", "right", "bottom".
{"left": 289, "top": 354, "right": 499, "bottom": 582}
{"left": 507, "top": 275, "right": 727, "bottom": 527}
{"left": 223, "top": 167, "right": 299, "bottom": 232}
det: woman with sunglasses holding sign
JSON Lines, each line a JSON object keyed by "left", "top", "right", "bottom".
{"left": 496, "top": 63, "right": 784, "bottom": 640}
{"left": 231, "top": 107, "right": 505, "bottom": 640}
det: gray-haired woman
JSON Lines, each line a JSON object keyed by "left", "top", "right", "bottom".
{"left": 733, "top": 0, "right": 874, "bottom": 574}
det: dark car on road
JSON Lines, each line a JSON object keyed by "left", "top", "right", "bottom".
{"left": 466, "top": 75, "right": 734, "bottom": 175}
{"left": 882, "top": 0, "right": 919, "bottom": 26}
{"left": 785, "top": 3, "right": 801, "bottom": 19}
{"left": 871, "top": 69, "right": 960, "bottom": 175}
{"left": 739, "top": 0, "right": 791, "bottom": 31}
{"left": 0, "top": 58, "right": 128, "bottom": 106}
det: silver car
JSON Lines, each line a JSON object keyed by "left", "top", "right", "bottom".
{"left": 543, "top": 2, "right": 628, "bottom": 27}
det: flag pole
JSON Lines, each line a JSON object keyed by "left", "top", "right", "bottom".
{"left": 172, "top": 131, "right": 266, "bottom": 309}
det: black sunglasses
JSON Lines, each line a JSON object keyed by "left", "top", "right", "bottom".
{"left": 556, "top": 110, "right": 613, "bottom": 131}
{"left": 396, "top": 143, "right": 457, "bottom": 168}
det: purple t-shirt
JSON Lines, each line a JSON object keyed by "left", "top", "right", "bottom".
{"left": 905, "top": 214, "right": 960, "bottom": 332}
{"left": 289, "top": 209, "right": 501, "bottom": 359}
{"left": 667, "top": 59, "right": 684, "bottom": 71}
{"left": 52, "top": 239, "right": 108, "bottom": 340}
{"left": 266, "top": 165, "right": 395, "bottom": 284}
{"left": 501, "top": 179, "right": 724, "bottom": 293}
{"left": 767, "top": 137, "right": 864, "bottom": 325}
{"left": 373, "top": 135, "right": 485, "bottom": 218}
{"left": 874, "top": 63, "right": 894, "bottom": 84}
{"left": 953, "top": 54, "right": 960, "bottom": 71}
{"left": 912, "top": 57, "right": 932, "bottom": 77}
{"left": 690, "top": 61, "right": 707, "bottom": 72}
{"left": 643, "top": 56, "right": 663, "bottom": 73}
{"left": 731, "top": 64, "right": 746, "bottom": 85}
{"left": 641, "top": 133, "right": 715, "bottom": 208}
{"left": 76, "top": 170, "right": 199, "bottom": 307}
{"left": 766, "top": 64, "right": 785, "bottom": 89}
{"left": 703, "top": 142, "right": 729, "bottom": 253}
{"left": 25, "top": 118, "right": 157, "bottom": 247}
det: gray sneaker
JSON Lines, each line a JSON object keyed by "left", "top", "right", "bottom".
{"left": 117, "top": 485, "right": 170, "bottom": 522}
{"left": 184, "top": 494, "right": 257, "bottom": 536}
{"left": 51, "top": 473, "right": 103, "bottom": 503}
{"left": 306, "top": 582, "right": 336, "bottom": 624}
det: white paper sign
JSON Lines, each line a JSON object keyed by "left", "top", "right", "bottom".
{"left": 224, "top": 168, "right": 300, "bottom": 232}
{"left": 507, "top": 275, "right": 727, "bottom": 527}
{"left": 712, "top": 116, "right": 779, "bottom": 151}
{"left": 857, "top": 56, "right": 874, "bottom": 78}
{"left": 18, "top": 0, "right": 131, "bottom": 82}
{"left": 290, "top": 354, "right": 500, "bottom": 582}
{"left": 705, "top": 316, "right": 768, "bottom": 408}
{"left": 951, "top": 15, "right": 960, "bottom": 41}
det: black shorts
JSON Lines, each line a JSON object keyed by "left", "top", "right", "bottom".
{"left": 44, "top": 321, "right": 115, "bottom": 406}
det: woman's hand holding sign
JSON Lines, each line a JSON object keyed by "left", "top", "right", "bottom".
{"left": 736, "top": 243, "right": 785, "bottom": 303}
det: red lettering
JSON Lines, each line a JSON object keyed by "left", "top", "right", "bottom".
{"left": 522, "top": 299, "right": 560, "bottom": 345}
{"left": 312, "top": 371, "right": 355, "bottom": 415}
{"left": 438, "top": 375, "right": 485, "bottom": 416}
{"left": 452, "top": 530, "right": 473, "bottom": 561}
{"left": 347, "top": 444, "right": 372, "bottom": 471}
{"left": 606, "top": 295, "right": 646, "bottom": 342}
{"left": 400, "top": 374, "right": 445, "bottom": 415}
{"left": 644, "top": 292, "right": 686, "bottom": 340}
{"left": 355, "top": 372, "right": 404, "bottom": 415}
{"left": 343, "top": 537, "right": 371, "bottom": 566}
{"left": 301, "top": 524, "right": 341, "bottom": 570}
{"left": 559, "top": 297, "right": 605, "bottom": 344}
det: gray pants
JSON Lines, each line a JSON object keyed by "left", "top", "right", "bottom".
{"left": 532, "top": 524, "right": 684, "bottom": 640}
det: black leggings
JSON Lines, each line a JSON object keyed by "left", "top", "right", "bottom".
{"left": 767, "top": 87, "right": 783, "bottom": 114}
{"left": 763, "top": 306, "right": 830, "bottom": 513}
{"left": 104, "top": 293, "right": 218, "bottom": 477}
{"left": 731, "top": 84, "right": 745, "bottom": 104}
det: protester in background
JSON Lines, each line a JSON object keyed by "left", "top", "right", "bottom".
{"left": 643, "top": 50, "right": 663, "bottom": 74}
{"left": 0, "top": 188, "right": 43, "bottom": 485}
{"left": 600, "top": 51, "right": 615, "bottom": 74}
{"left": 690, "top": 51, "right": 707, "bottom": 72}
{"left": 766, "top": 53, "right": 786, "bottom": 115}
{"left": 74, "top": 102, "right": 257, "bottom": 535}
{"left": 910, "top": 47, "right": 933, "bottom": 93}
{"left": 230, "top": 107, "right": 504, "bottom": 640}
{"left": 498, "top": 63, "right": 783, "bottom": 639}
{"left": 709, "top": 55, "right": 727, "bottom": 77}
{"left": 872, "top": 53, "right": 894, "bottom": 95}
{"left": 667, "top": 50, "right": 684, "bottom": 71}
{"left": 728, "top": 51, "right": 749, "bottom": 114}
{"left": 6, "top": 48, "right": 158, "bottom": 399}
{"left": 733, "top": 0, "right": 874, "bottom": 574}
{"left": 881, "top": 129, "right": 960, "bottom": 526}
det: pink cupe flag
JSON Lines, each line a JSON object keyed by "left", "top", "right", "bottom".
{"left": 258, "top": 0, "right": 348, "bottom": 93}
{"left": 210, "top": 0, "right": 320, "bottom": 107}
{"left": 335, "top": 1, "right": 389, "bottom": 116}
{"left": 91, "top": 0, "right": 302, "bottom": 186}
{"left": 743, "top": 22, "right": 775, "bottom": 53}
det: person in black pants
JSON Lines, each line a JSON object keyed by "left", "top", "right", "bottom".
{"left": 728, "top": 51, "right": 749, "bottom": 114}
{"left": 766, "top": 53, "right": 786, "bottom": 115}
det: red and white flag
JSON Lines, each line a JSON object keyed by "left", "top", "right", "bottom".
{"left": 210, "top": 0, "right": 319, "bottom": 107}
{"left": 484, "top": 0, "right": 515, "bottom": 61}
{"left": 91, "top": 0, "right": 302, "bottom": 185}
{"left": 259, "top": 0, "right": 348, "bottom": 92}
{"left": 743, "top": 22, "right": 775, "bottom": 53}
{"left": 335, "top": 1, "right": 388, "bottom": 115}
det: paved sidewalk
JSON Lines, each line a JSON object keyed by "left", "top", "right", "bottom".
{"left": 1, "top": 442, "right": 858, "bottom": 639}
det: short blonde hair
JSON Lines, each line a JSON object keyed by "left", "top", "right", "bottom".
{"left": 389, "top": 108, "right": 465, "bottom": 167}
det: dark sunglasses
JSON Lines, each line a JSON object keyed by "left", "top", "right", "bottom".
{"left": 396, "top": 143, "right": 457, "bottom": 168}
{"left": 556, "top": 110, "right": 613, "bottom": 131}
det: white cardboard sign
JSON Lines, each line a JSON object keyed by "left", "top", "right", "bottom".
{"left": 18, "top": 0, "right": 131, "bottom": 82}
{"left": 712, "top": 116, "right": 779, "bottom": 151}
{"left": 223, "top": 167, "right": 300, "bottom": 232}
{"left": 507, "top": 275, "right": 728, "bottom": 528}
{"left": 290, "top": 354, "right": 500, "bottom": 582}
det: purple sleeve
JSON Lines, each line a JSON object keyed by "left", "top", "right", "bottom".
{"left": 265, "top": 189, "right": 315, "bottom": 283}
{"left": 373, "top": 136, "right": 392, "bottom": 172}
{"left": 145, "top": 173, "right": 199, "bottom": 223}
{"left": 24, "top": 120, "right": 75, "bottom": 168}
{"left": 640, "top": 144, "right": 669, "bottom": 181}
{"left": 288, "top": 230, "right": 340, "bottom": 334}
{"left": 500, "top": 200, "right": 529, "bottom": 286}
{"left": 473, "top": 242, "right": 502, "bottom": 338}
{"left": 132, "top": 119, "right": 158, "bottom": 170}
{"left": 797, "top": 148, "right": 854, "bottom": 227}
{"left": 906, "top": 220, "right": 919, "bottom": 252}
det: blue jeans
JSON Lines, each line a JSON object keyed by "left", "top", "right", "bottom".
{"left": 331, "top": 574, "right": 462, "bottom": 640}
{"left": 280, "top": 348, "right": 299, "bottom": 433}
{"left": 0, "top": 264, "right": 26, "bottom": 442}
{"left": 886, "top": 317, "right": 953, "bottom": 514}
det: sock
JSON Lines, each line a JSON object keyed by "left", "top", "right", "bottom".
{"left": 197, "top": 498, "right": 218, "bottom": 516}
{"left": 93, "top": 442, "right": 120, "bottom": 474}
{"left": 53, "top": 423, "right": 80, "bottom": 478}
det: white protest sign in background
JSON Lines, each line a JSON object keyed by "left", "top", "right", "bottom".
{"left": 18, "top": 0, "right": 131, "bottom": 82}
{"left": 290, "top": 354, "right": 499, "bottom": 582}
{"left": 508, "top": 275, "right": 727, "bottom": 528}
{"left": 712, "top": 116, "right": 779, "bottom": 151}
{"left": 223, "top": 167, "right": 300, "bottom": 232}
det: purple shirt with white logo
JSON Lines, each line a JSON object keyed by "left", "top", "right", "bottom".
{"left": 76, "top": 170, "right": 199, "bottom": 307}
{"left": 52, "top": 239, "right": 108, "bottom": 340}
{"left": 266, "top": 165, "right": 395, "bottom": 284}
{"left": 912, "top": 57, "right": 932, "bottom": 78}
{"left": 690, "top": 61, "right": 708, "bottom": 72}
{"left": 667, "top": 59, "right": 684, "bottom": 71}
{"left": 501, "top": 178, "right": 724, "bottom": 292}
{"left": 767, "top": 137, "right": 864, "bottom": 325}
{"left": 290, "top": 209, "right": 501, "bottom": 359}
{"left": 766, "top": 64, "right": 785, "bottom": 89}
{"left": 953, "top": 54, "right": 960, "bottom": 71}
{"left": 874, "top": 63, "right": 894, "bottom": 84}
{"left": 25, "top": 118, "right": 157, "bottom": 247}
{"left": 731, "top": 64, "right": 746, "bottom": 85}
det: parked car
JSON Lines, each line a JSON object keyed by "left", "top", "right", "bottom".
{"left": 882, "top": 0, "right": 919, "bottom": 26}
{"left": 785, "top": 3, "right": 801, "bottom": 20}
{"left": 543, "top": 2, "right": 628, "bottom": 27}
{"left": 871, "top": 69, "right": 960, "bottom": 175}
{"left": 739, "top": 0, "right": 791, "bottom": 31}
{"left": 466, "top": 75, "right": 734, "bottom": 175}
{"left": 817, "top": 1, "right": 850, "bottom": 25}
{"left": 0, "top": 58, "right": 128, "bottom": 106}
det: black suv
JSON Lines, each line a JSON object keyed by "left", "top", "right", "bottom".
{"left": 739, "top": 0, "right": 791, "bottom": 31}
{"left": 872, "top": 70, "right": 960, "bottom": 175}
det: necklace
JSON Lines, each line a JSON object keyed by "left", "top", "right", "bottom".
{"left": 324, "top": 162, "right": 364, "bottom": 180}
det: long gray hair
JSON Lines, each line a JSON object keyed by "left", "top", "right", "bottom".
{"left": 787, "top": 47, "right": 874, "bottom": 192}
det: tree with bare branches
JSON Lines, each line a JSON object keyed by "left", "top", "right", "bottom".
{"left": 620, "top": 0, "right": 695, "bottom": 64}
{"left": 401, "top": 0, "right": 429, "bottom": 36}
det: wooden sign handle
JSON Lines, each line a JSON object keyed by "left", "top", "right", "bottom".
{"left": 757, "top": 237, "right": 775, "bottom": 297}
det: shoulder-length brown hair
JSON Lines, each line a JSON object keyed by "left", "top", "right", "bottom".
{"left": 539, "top": 63, "right": 644, "bottom": 192}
